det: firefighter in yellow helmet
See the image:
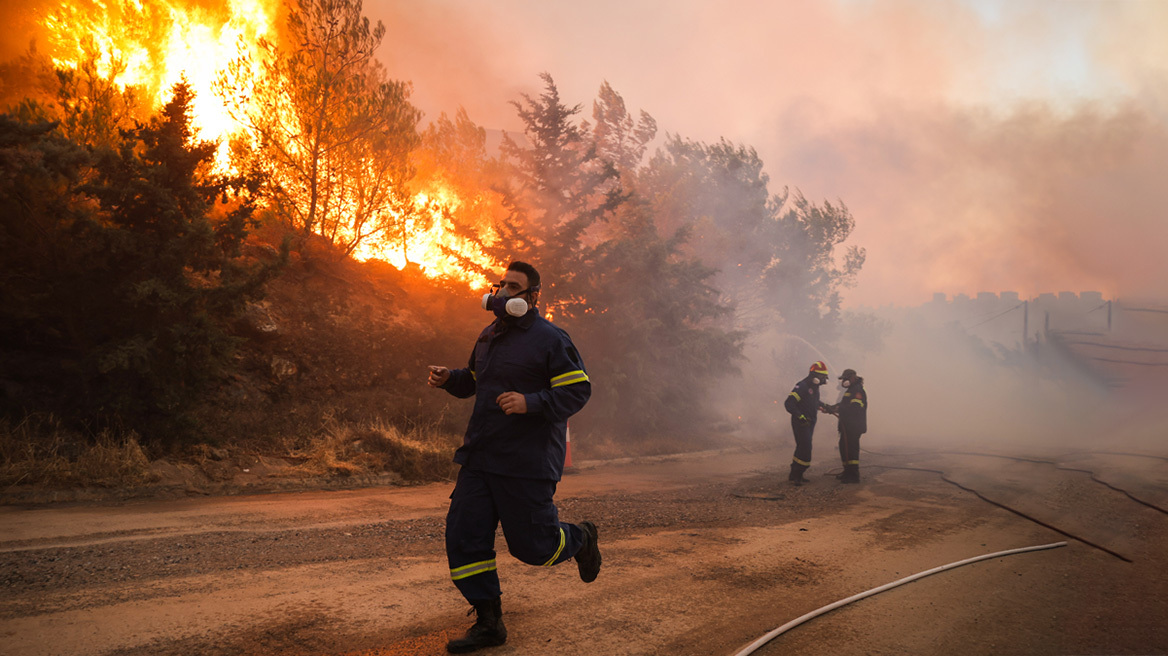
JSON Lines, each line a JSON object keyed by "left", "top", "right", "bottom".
{"left": 783, "top": 361, "right": 829, "bottom": 484}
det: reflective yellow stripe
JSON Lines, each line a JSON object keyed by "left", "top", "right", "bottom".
{"left": 792, "top": 457, "right": 811, "bottom": 466}
{"left": 845, "top": 460, "right": 860, "bottom": 465}
{"left": 541, "top": 528, "right": 566, "bottom": 566}
{"left": 450, "top": 559, "right": 496, "bottom": 581}
{"left": 850, "top": 399, "right": 865, "bottom": 407}
{"left": 471, "top": 370, "right": 476, "bottom": 381}
{"left": 789, "top": 392, "right": 802, "bottom": 401}
{"left": 551, "top": 370, "right": 589, "bottom": 387}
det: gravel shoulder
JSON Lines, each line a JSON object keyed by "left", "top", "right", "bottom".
{"left": 2, "top": 444, "right": 1166, "bottom": 656}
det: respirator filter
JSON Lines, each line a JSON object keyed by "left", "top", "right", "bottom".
{"left": 482, "top": 292, "right": 529, "bottom": 318}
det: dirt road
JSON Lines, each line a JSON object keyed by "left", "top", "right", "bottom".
{"left": 2, "top": 443, "right": 1166, "bottom": 656}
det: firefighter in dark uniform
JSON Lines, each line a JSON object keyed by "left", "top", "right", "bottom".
{"left": 427, "top": 261, "right": 600, "bottom": 654}
{"left": 783, "top": 361, "right": 829, "bottom": 484}
{"left": 825, "top": 368, "right": 868, "bottom": 483}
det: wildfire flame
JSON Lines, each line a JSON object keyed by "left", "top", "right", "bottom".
{"left": 36, "top": 0, "right": 498, "bottom": 286}
{"left": 350, "top": 188, "right": 499, "bottom": 282}
{"left": 40, "top": 0, "right": 274, "bottom": 168}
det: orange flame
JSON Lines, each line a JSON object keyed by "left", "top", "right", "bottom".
{"left": 36, "top": 0, "right": 497, "bottom": 287}
{"left": 40, "top": 0, "right": 274, "bottom": 169}
{"left": 348, "top": 187, "right": 500, "bottom": 284}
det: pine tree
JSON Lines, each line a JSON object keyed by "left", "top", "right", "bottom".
{"left": 0, "top": 81, "right": 282, "bottom": 440}
{"left": 569, "top": 195, "right": 744, "bottom": 437}
{"left": 491, "top": 73, "right": 625, "bottom": 317}
{"left": 587, "top": 80, "right": 657, "bottom": 174}
{"left": 641, "top": 136, "right": 865, "bottom": 341}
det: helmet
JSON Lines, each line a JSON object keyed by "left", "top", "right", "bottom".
{"left": 809, "top": 361, "right": 828, "bottom": 376}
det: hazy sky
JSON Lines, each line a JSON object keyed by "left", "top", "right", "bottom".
{"left": 367, "top": 0, "right": 1168, "bottom": 308}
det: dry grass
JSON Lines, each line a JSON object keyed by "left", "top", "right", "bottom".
{"left": 1, "top": 408, "right": 727, "bottom": 496}
{"left": 281, "top": 416, "right": 461, "bottom": 482}
{"left": 0, "top": 415, "right": 158, "bottom": 489}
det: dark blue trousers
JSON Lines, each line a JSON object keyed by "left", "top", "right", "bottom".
{"left": 838, "top": 424, "right": 861, "bottom": 466}
{"left": 445, "top": 467, "right": 584, "bottom": 603}
{"left": 791, "top": 418, "right": 815, "bottom": 471}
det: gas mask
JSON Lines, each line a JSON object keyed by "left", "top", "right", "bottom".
{"left": 481, "top": 284, "right": 536, "bottom": 319}
{"left": 841, "top": 379, "right": 851, "bottom": 389}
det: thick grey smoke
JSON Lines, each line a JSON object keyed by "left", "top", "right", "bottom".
{"left": 770, "top": 101, "right": 1168, "bottom": 306}
{"left": 841, "top": 303, "right": 1165, "bottom": 456}
{"left": 369, "top": 0, "right": 1168, "bottom": 308}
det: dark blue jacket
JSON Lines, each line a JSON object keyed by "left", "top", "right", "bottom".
{"left": 838, "top": 379, "right": 868, "bottom": 435}
{"left": 784, "top": 375, "right": 824, "bottom": 426}
{"left": 441, "top": 309, "right": 591, "bottom": 481}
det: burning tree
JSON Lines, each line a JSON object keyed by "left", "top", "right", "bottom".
{"left": 413, "top": 108, "right": 507, "bottom": 280}
{"left": 218, "top": 0, "right": 423, "bottom": 258}
{"left": 0, "top": 81, "right": 281, "bottom": 440}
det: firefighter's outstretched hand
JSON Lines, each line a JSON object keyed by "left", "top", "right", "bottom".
{"left": 497, "top": 391, "right": 527, "bottom": 414}
{"left": 427, "top": 365, "right": 450, "bottom": 388}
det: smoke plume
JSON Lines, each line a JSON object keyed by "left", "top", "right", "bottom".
{"left": 369, "top": 0, "right": 1168, "bottom": 307}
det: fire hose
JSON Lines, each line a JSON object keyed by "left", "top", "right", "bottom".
{"left": 732, "top": 541, "right": 1068, "bottom": 656}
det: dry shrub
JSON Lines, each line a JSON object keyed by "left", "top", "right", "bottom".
{"left": 0, "top": 415, "right": 158, "bottom": 489}
{"left": 283, "top": 417, "right": 460, "bottom": 482}
{"left": 283, "top": 430, "right": 367, "bottom": 478}
{"left": 72, "top": 431, "right": 156, "bottom": 486}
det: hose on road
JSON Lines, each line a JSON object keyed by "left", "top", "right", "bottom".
{"left": 732, "top": 541, "right": 1068, "bottom": 656}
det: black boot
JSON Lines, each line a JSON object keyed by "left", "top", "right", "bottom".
{"left": 446, "top": 598, "right": 506, "bottom": 653}
{"left": 788, "top": 463, "right": 808, "bottom": 485}
{"left": 575, "top": 520, "right": 601, "bottom": 583}
{"left": 840, "top": 464, "right": 860, "bottom": 484}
